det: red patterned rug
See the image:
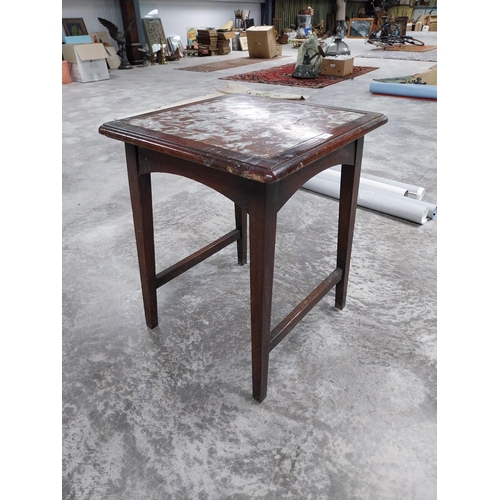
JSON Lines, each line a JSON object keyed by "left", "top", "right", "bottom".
{"left": 220, "top": 63, "right": 378, "bottom": 89}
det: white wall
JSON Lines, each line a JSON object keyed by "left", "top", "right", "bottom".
{"left": 62, "top": 0, "right": 263, "bottom": 47}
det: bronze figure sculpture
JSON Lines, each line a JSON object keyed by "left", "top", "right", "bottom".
{"left": 98, "top": 17, "right": 135, "bottom": 69}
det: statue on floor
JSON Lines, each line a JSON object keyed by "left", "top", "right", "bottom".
{"left": 98, "top": 17, "right": 136, "bottom": 69}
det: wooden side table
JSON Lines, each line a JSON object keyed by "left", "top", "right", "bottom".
{"left": 99, "top": 95, "right": 387, "bottom": 402}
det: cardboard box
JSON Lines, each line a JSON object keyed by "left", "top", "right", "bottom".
{"left": 414, "top": 21, "right": 423, "bottom": 31}
{"left": 417, "top": 14, "right": 437, "bottom": 27}
{"left": 63, "top": 35, "right": 93, "bottom": 45}
{"left": 321, "top": 57, "right": 354, "bottom": 77}
{"left": 62, "top": 43, "right": 110, "bottom": 83}
{"left": 217, "top": 31, "right": 235, "bottom": 40}
{"left": 429, "top": 22, "right": 437, "bottom": 31}
{"left": 246, "top": 26, "right": 278, "bottom": 58}
{"left": 217, "top": 39, "right": 231, "bottom": 55}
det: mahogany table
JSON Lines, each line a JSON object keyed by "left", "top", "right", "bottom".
{"left": 99, "top": 95, "right": 387, "bottom": 402}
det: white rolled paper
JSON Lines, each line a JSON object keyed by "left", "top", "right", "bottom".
{"left": 361, "top": 173, "right": 425, "bottom": 200}
{"left": 330, "top": 165, "right": 425, "bottom": 200}
{"left": 303, "top": 176, "right": 341, "bottom": 198}
{"left": 380, "top": 190, "right": 437, "bottom": 219}
{"left": 356, "top": 189, "right": 429, "bottom": 224}
{"left": 302, "top": 176, "right": 430, "bottom": 225}
{"left": 324, "top": 167, "right": 436, "bottom": 218}
{"left": 317, "top": 168, "right": 409, "bottom": 198}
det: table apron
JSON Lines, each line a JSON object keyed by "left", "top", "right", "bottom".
{"left": 132, "top": 142, "right": 357, "bottom": 214}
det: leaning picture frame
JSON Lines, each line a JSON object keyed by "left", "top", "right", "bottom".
{"left": 142, "top": 17, "right": 166, "bottom": 54}
{"left": 167, "top": 35, "right": 184, "bottom": 57}
{"left": 186, "top": 27, "right": 198, "bottom": 47}
{"left": 239, "top": 36, "right": 248, "bottom": 51}
{"left": 63, "top": 18, "right": 88, "bottom": 37}
{"left": 347, "top": 18, "right": 374, "bottom": 38}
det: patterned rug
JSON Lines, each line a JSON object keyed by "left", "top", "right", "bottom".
{"left": 219, "top": 63, "right": 378, "bottom": 89}
{"left": 177, "top": 56, "right": 291, "bottom": 72}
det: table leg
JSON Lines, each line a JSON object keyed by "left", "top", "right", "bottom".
{"left": 235, "top": 204, "right": 247, "bottom": 265}
{"left": 335, "top": 137, "right": 364, "bottom": 310}
{"left": 249, "top": 191, "right": 278, "bottom": 402}
{"left": 125, "top": 144, "right": 158, "bottom": 329}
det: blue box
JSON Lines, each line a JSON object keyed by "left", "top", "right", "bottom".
{"left": 63, "top": 35, "right": 92, "bottom": 45}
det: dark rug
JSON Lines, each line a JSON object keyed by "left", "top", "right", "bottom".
{"left": 381, "top": 44, "right": 436, "bottom": 52}
{"left": 219, "top": 63, "right": 378, "bottom": 89}
{"left": 177, "top": 56, "right": 291, "bottom": 72}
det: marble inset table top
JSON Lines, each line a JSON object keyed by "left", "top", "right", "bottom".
{"left": 99, "top": 95, "right": 387, "bottom": 183}
{"left": 126, "top": 98, "right": 364, "bottom": 159}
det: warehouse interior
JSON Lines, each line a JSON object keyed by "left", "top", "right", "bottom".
{"left": 26, "top": 0, "right": 484, "bottom": 498}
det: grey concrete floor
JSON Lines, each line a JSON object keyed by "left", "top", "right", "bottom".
{"left": 62, "top": 32, "right": 437, "bottom": 499}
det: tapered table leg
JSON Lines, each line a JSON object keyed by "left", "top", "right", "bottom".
{"left": 235, "top": 204, "right": 247, "bottom": 265}
{"left": 125, "top": 144, "right": 158, "bottom": 328}
{"left": 249, "top": 187, "right": 278, "bottom": 402}
{"left": 336, "top": 137, "right": 364, "bottom": 310}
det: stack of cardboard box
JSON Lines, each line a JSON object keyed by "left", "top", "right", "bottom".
{"left": 217, "top": 31, "right": 234, "bottom": 55}
{"left": 197, "top": 29, "right": 218, "bottom": 54}
{"left": 415, "top": 13, "right": 437, "bottom": 32}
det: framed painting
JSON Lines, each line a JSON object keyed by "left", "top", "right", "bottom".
{"left": 186, "top": 27, "right": 198, "bottom": 47}
{"left": 167, "top": 35, "right": 183, "bottom": 56}
{"left": 239, "top": 36, "right": 248, "bottom": 51}
{"left": 347, "top": 18, "right": 374, "bottom": 38}
{"left": 63, "top": 18, "right": 88, "bottom": 37}
{"left": 142, "top": 17, "right": 166, "bottom": 54}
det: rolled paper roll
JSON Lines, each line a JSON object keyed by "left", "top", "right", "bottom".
{"left": 360, "top": 172, "right": 425, "bottom": 200}
{"left": 302, "top": 176, "right": 431, "bottom": 224}
{"left": 329, "top": 166, "right": 425, "bottom": 200}
{"left": 369, "top": 82, "right": 437, "bottom": 100}
{"left": 316, "top": 168, "right": 409, "bottom": 197}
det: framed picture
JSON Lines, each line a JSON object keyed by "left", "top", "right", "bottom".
{"left": 63, "top": 18, "right": 88, "bottom": 37}
{"left": 186, "top": 27, "right": 198, "bottom": 47}
{"left": 239, "top": 36, "right": 248, "bottom": 51}
{"left": 142, "top": 17, "right": 166, "bottom": 54}
{"left": 347, "top": 18, "right": 374, "bottom": 38}
{"left": 167, "top": 35, "right": 183, "bottom": 56}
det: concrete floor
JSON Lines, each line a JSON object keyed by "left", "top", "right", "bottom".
{"left": 62, "top": 31, "right": 437, "bottom": 499}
